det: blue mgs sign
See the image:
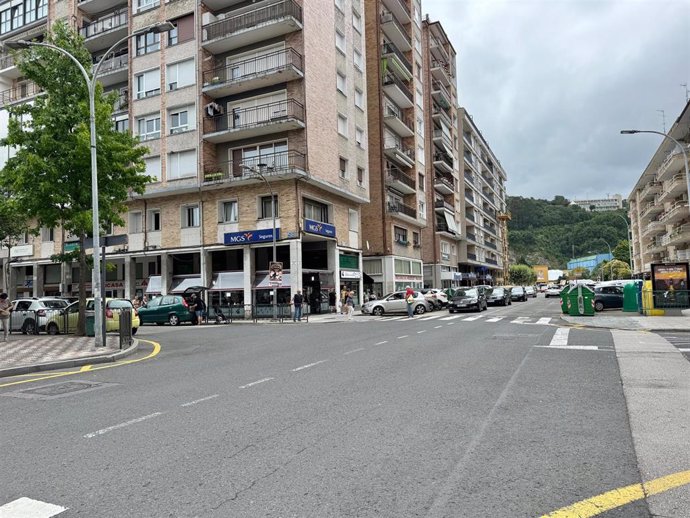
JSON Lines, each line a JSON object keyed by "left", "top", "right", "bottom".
{"left": 224, "top": 228, "right": 280, "bottom": 245}
{"left": 304, "top": 219, "right": 336, "bottom": 238}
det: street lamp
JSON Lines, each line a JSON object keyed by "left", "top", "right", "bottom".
{"left": 4, "top": 21, "right": 174, "bottom": 346}
{"left": 595, "top": 239, "right": 614, "bottom": 280}
{"left": 613, "top": 213, "right": 633, "bottom": 273}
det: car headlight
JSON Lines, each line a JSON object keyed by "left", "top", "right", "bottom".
{"left": 468, "top": 298, "right": 478, "bottom": 303}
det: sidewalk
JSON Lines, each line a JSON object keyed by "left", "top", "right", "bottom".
{"left": 0, "top": 334, "right": 138, "bottom": 378}
{"left": 562, "top": 311, "right": 690, "bottom": 331}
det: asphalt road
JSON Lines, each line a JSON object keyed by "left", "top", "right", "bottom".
{"left": 0, "top": 297, "right": 651, "bottom": 517}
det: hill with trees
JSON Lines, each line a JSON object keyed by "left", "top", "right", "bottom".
{"left": 507, "top": 195, "right": 629, "bottom": 269}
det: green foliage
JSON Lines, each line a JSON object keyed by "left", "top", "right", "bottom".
{"left": 613, "top": 240, "right": 630, "bottom": 265}
{"left": 509, "top": 264, "right": 537, "bottom": 285}
{"left": 0, "top": 196, "right": 34, "bottom": 290}
{"left": 592, "top": 260, "right": 632, "bottom": 281}
{"left": 507, "top": 195, "right": 629, "bottom": 268}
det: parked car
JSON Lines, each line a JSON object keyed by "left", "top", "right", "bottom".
{"left": 510, "top": 286, "right": 528, "bottom": 302}
{"left": 448, "top": 288, "right": 488, "bottom": 312}
{"left": 594, "top": 285, "right": 624, "bottom": 311}
{"left": 524, "top": 286, "right": 537, "bottom": 298}
{"left": 486, "top": 287, "right": 512, "bottom": 306}
{"left": 10, "top": 298, "right": 69, "bottom": 335}
{"left": 545, "top": 286, "right": 563, "bottom": 298}
{"left": 138, "top": 294, "right": 195, "bottom": 326}
{"left": 44, "top": 298, "right": 140, "bottom": 335}
{"left": 361, "top": 291, "right": 432, "bottom": 316}
{"left": 419, "top": 288, "right": 446, "bottom": 310}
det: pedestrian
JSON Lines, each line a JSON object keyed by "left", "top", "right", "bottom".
{"left": 345, "top": 290, "right": 355, "bottom": 321}
{"left": 195, "top": 294, "right": 206, "bottom": 325}
{"left": 142, "top": 294, "right": 149, "bottom": 306}
{"left": 405, "top": 285, "right": 415, "bottom": 318}
{"left": 340, "top": 286, "right": 348, "bottom": 314}
{"left": 293, "top": 290, "right": 304, "bottom": 322}
{"left": 132, "top": 295, "right": 142, "bottom": 310}
{"left": 0, "top": 293, "right": 10, "bottom": 342}
{"left": 328, "top": 290, "right": 337, "bottom": 313}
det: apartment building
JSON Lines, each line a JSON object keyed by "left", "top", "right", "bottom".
{"left": 628, "top": 100, "right": 690, "bottom": 274}
{"left": 570, "top": 194, "right": 623, "bottom": 212}
{"left": 0, "top": 0, "right": 370, "bottom": 312}
{"left": 458, "top": 108, "right": 508, "bottom": 285}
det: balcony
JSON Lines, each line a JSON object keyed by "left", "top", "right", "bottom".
{"left": 380, "top": 11, "right": 411, "bottom": 52}
{"left": 203, "top": 150, "right": 306, "bottom": 184}
{"left": 382, "top": 42, "right": 412, "bottom": 81}
{"left": 383, "top": 138, "right": 415, "bottom": 168}
{"left": 0, "top": 53, "right": 21, "bottom": 80}
{"left": 657, "top": 144, "right": 690, "bottom": 182}
{"left": 667, "top": 224, "right": 690, "bottom": 247}
{"left": 433, "top": 151, "right": 453, "bottom": 174}
{"left": 434, "top": 174, "right": 455, "bottom": 195}
{"left": 466, "top": 232, "right": 477, "bottom": 243}
{"left": 485, "top": 258, "right": 498, "bottom": 266}
{"left": 0, "top": 81, "right": 42, "bottom": 106}
{"left": 202, "top": 48, "right": 303, "bottom": 98}
{"left": 387, "top": 201, "right": 417, "bottom": 221}
{"left": 78, "top": 0, "right": 127, "bottom": 15}
{"left": 465, "top": 190, "right": 475, "bottom": 204}
{"left": 112, "top": 91, "right": 129, "bottom": 113}
{"left": 383, "top": 103, "right": 414, "bottom": 137}
{"left": 657, "top": 173, "right": 686, "bottom": 204}
{"left": 382, "top": 0, "right": 411, "bottom": 24}
{"left": 385, "top": 164, "right": 416, "bottom": 194}
{"left": 80, "top": 10, "right": 128, "bottom": 52}
{"left": 432, "top": 103, "right": 452, "bottom": 127}
{"left": 638, "top": 180, "right": 662, "bottom": 201}
{"left": 433, "top": 128, "right": 453, "bottom": 152}
{"left": 467, "top": 252, "right": 477, "bottom": 261}
{"left": 203, "top": 98, "right": 305, "bottom": 144}
{"left": 430, "top": 35, "right": 450, "bottom": 63}
{"left": 639, "top": 200, "right": 663, "bottom": 221}
{"left": 431, "top": 80, "right": 451, "bottom": 109}
{"left": 95, "top": 53, "right": 128, "bottom": 88}
{"left": 660, "top": 200, "right": 689, "bottom": 225}
{"left": 434, "top": 199, "right": 454, "bottom": 213}
{"left": 202, "top": 0, "right": 303, "bottom": 55}
{"left": 382, "top": 72, "right": 413, "bottom": 109}
{"left": 485, "top": 241, "right": 498, "bottom": 251}
{"left": 431, "top": 60, "right": 452, "bottom": 87}
{"left": 465, "top": 212, "right": 475, "bottom": 222}
{"left": 203, "top": 0, "right": 245, "bottom": 10}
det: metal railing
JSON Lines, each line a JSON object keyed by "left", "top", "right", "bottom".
{"left": 385, "top": 165, "right": 415, "bottom": 189}
{"left": 383, "top": 103, "right": 413, "bottom": 129}
{"left": 383, "top": 138, "right": 415, "bottom": 161}
{"left": 380, "top": 11, "right": 410, "bottom": 42}
{"left": 382, "top": 72, "right": 413, "bottom": 103}
{"left": 0, "top": 53, "right": 15, "bottom": 70}
{"left": 434, "top": 174, "right": 455, "bottom": 191}
{"left": 0, "top": 81, "right": 42, "bottom": 105}
{"left": 203, "top": 98, "right": 305, "bottom": 134}
{"left": 466, "top": 232, "right": 477, "bottom": 242}
{"left": 382, "top": 42, "right": 412, "bottom": 73}
{"left": 96, "top": 53, "right": 128, "bottom": 74}
{"left": 204, "top": 150, "right": 306, "bottom": 182}
{"left": 434, "top": 199, "right": 454, "bottom": 211}
{"left": 643, "top": 289, "right": 690, "bottom": 312}
{"left": 467, "top": 252, "right": 477, "bottom": 260}
{"left": 200, "top": 303, "right": 312, "bottom": 323}
{"left": 204, "top": 0, "right": 302, "bottom": 42}
{"left": 80, "top": 10, "right": 128, "bottom": 39}
{"left": 387, "top": 201, "right": 417, "bottom": 218}
{"left": 432, "top": 80, "right": 451, "bottom": 102}
{"left": 203, "top": 48, "right": 303, "bottom": 86}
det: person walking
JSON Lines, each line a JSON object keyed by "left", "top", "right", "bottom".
{"left": 0, "top": 293, "right": 10, "bottom": 342}
{"left": 405, "top": 285, "right": 415, "bottom": 318}
{"left": 328, "top": 290, "right": 337, "bottom": 313}
{"left": 340, "top": 286, "right": 348, "bottom": 314}
{"left": 194, "top": 294, "right": 206, "bottom": 325}
{"left": 293, "top": 290, "right": 304, "bottom": 322}
{"left": 345, "top": 290, "right": 355, "bottom": 321}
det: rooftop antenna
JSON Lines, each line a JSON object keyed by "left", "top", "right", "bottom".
{"left": 657, "top": 109, "right": 666, "bottom": 133}
{"left": 682, "top": 83, "right": 689, "bottom": 103}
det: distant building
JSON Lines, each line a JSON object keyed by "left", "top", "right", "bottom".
{"left": 571, "top": 195, "right": 623, "bottom": 212}
{"left": 567, "top": 254, "right": 613, "bottom": 271}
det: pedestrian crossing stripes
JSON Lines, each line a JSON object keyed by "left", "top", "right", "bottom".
{"left": 367, "top": 314, "right": 556, "bottom": 326}
{"left": 0, "top": 497, "right": 66, "bottom": 517}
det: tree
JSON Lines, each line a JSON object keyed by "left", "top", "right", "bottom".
{"left": 570, "top": 267, "right": 590, "bottom": 280}
{"left": 0, "top": 22, "right": 150, "bottom": 334}
{"left": 613, "top": 239, "right": 630, "bottom": 265}
{"left": 0, "top": 196, "right": 33, "bottom": 291}
{"left": 509, "top": 264, "right": 537, "bottom": 285}
{"left": 592, "top": 260, "right": 631, "bottom": 281}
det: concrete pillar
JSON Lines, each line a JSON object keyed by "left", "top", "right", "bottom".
{"left": 161, "top": 252, "right": 172, "bottom": 295}
{"left": 8, "top": 265, "right": 17, "bottom": 300}
{"left": 358, "top": 251, "right": 364, "bottom": 308}
{"left": 290, "top": 239, "right": 303, "bottom": 298}
{"left": 124, "top": 257, "right": 135, "bottom": 300}
{"left": 201, "top": 249, "right": 212, "bottom": 306}
{"left": 33, "top": 264, "right": 43, "bottom": 298}
{"left": 243, "top": 246, "right": 253, "bottom": 318}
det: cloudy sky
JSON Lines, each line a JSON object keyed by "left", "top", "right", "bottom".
{"left": 425, "top": 0, "right": 690, "bottom": 201}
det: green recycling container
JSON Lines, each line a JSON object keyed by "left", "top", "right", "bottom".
{"left": 85, "top": 315, "right": 95, "bottom": 336}
{"left": 567, "top": 284, "right": 595, "bottom": 316}
{"left": 560, "top": 286, "right": 570, "bottom": 314}
{"left": 623, "top": 282, "right": 640, "bottom": 312}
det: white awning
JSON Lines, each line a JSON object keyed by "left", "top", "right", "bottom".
{"left": 254, "top": 273, "right": 291, "bottom": 289}
{"left": 170, "top": 277, "right": 204, "bottom": 294}
{"left": 444, "top": 212, "right": 459, "bottom": 233}
{"left": 145, "top": 276, "right": 162, "bottom": 294}
{"left": 210, "top": 272, "right": 245, "bottom": 291}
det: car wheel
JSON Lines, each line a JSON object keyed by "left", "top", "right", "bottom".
{"left": 449, "top": 309, "right": 455, "bottom": 313}
{"left": 46, "top": 322, "right": 60, "bottom": 335}
{"left": 595, "top": 301, "right": 604, "bottom": 312}
{"left": 22, "top": 319, "right": 37, "bottom": 335}
{"left": 169, "top": 314, "right": 180, "bottom": 326}
{"left": 415, "top": 304, "right": 426, "bottom": 315}
{"left": 372, "top": 306, "right": 384, "bottom": 316}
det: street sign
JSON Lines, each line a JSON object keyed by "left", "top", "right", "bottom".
{"left": 269, "top": 261, "right": 283, "bottom": 286}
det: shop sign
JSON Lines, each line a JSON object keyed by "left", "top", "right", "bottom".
{"left": 224, "top": 228, "right": 280, "bottom": 245}
{"left": 105, "top": 281, "right": 125, "bottom": 289}
{"left": 341, "top": 270, "right": 361, "bottom": 279}
{"left": 135, "top": 279, "right": 149, "bottom": 288}
{"left": 269, "top": 261, "right": 283, "bottom": 286}
{"left": 64, "top": 242, "right": 80, "bottom": 252}
{"left": 10, "top": 244, "right": 33, "bottom": 258}
{"left": 304, "top": 219, "right": 336, "bottom": 238}
{"left": 396, "top": 275, "right": 421, "bottom": 281}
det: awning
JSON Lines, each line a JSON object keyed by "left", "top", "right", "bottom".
{"left": 254, "top": 273, "right": 291, "bottom": 289}
{"left": 363, "top": 273, "right": 375, "bottom": 284}
{"left": 145, "top": 276, "right": 162, "bottom": 294}
{"left": 170, "top": 277, "right": 204, "bottom": 294}
{"left": 210, "top": 272, "right": 245, "bottom": 291}
{"left": 444, "top": 212, "right": 459, "bottom": 233}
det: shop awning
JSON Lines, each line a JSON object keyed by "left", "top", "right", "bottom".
{"left": 254, "top": 273, "right": 291, "bottom": 289}
{"left": 170, "top": 277, "right": 204, "bottom": 294}
{"left": 363, "top": 273, "right": 375, "bottom": 284}
{"left": 444, "top": 212, "right": 459, "bottom": 233}
{"left": 145, "top": 275, "right": 162, "bottom": 294}
{"left": 210, "top": 272, "right": 245, "bottom": 291}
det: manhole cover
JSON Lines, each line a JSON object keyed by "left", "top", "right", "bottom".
{"left": 3, "top": 380, "right": 117, "bottom": 400}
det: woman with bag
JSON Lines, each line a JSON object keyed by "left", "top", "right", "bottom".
{"left": 405, "top": 285, "right": 415, "bottom": 318}
{"left": 0, "top": 293, "right": 11, "bottom": 342}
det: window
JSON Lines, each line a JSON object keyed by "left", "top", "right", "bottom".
{"left": 135, "top": 69, "right": 160, "bottom": 99}
{"left": 166, "top": 59, "right": 195, "bottom": 91}
{"left": 418, "top": 173, "right": 425, "bottom": 191}
{"left": 219, "top": 200, "right": 238, "bottom": 223}
{"left": 148, "top": 209, "right": 161, "bottom": 231}
{"left": 136, "top": 0, "right": 159, "bottom": 12}
{"left": 260, "top": 195, "right": 278, "bottom": 219}
{"left": 355, "top": 127, "right": 364, "bottom": 148}
{"left": 168, "top": 14, "right": 194, "bottom": 46}
{"left": 339, "top": 157, "right": 348, "bottom": 179}
{"left": 137, "top": 114, "right": 161, "bottom": 140}
{"left": 357, "top": 167, "right": 364, "bottom": 186}
{"left": 354, "top": 89, "right": 364, "bottom": 110}
{"left": 114, "top": 118, "right": 129, "bottom": 133}
{"left": 417, "top": 117, "right": 424, "bottom": 136}
{"left": 304, "top": 198, "right": 329, "bottom": 223}
{"left": 144, "top": 156, "right": 161, "bottom": 182}
{"left": 417, "top": 144, "right": 425, "bottom": 165}
{"left": 337, "top": 114, "right": 348, "bottom": 137}
{"left": 441, "top": 241, "right": 450, "bottom": 260}
{"left": 129, "top": 212, "right": 143, "bottom": 233}
{"left": 334, "top": 0, "right": 344, "bottom": 11}
{"left": 41, "top": 227, "right": 54, "bottom": 242}
{"left": 24, "top": 0, "right": 35, "bottom": 24}
{"left": 135, "top": 32, "right": 160, "bottom": 55}
{"left": 335, "top": 31, "right": 346, "bottom": 54}
{"left": 182, "top": 205, "right": 200, "bottom": 228}
{"left": 336, "top": 71, "right": 346, "bottom": 94}
{"left": 353, "top": 11, "right": 362, "bottom": 33}
{"left": 418, "top": 200, "right": 426, "bottom": 219}
{"left": 411, "top": 261, "right": 422, "bottom": 275}
{"left": 349, "top": 209, "right": 358, "bottom": 231}
{"left": 168, "top": 24, "right": 178, "bottom": 46}
{"left": 353, "top": 49, "right": 363, "bottom": 70}
{"left": 416, "top": 63, "right": 422, "bottom": 79}
{"left": 168, "top": 149, "right": 196, "bottom": 180}
{"left": 169, "top": 106, "right": 195, "bottom": 134}
{"left": 394, "top": 226, "right": 408, "bottom": 245}
{"left": 413, "top": 232, "right": 420, "bottom": 246}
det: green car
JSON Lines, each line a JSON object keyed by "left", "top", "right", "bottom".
{"left": 138, "top": 295, "right": 194, "bottom": 326}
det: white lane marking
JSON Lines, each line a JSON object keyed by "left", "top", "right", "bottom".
{"left": 462, "top": 315, "right": 483, "bottom": 321}
{"left": 535, "top": 317, "right": 552, "bottom": 325}
{"left": 239, "top": 377, "right": 274, "bottom": 389}
{"left": 447, "top": 322, "right": 455, "bottom": 325}
{"left": 397, "top": 335, "right": 409, "bottom": 339}
{"left": 510, "top": 317, "right": 531, "bottom": 324}
{"left": 375, "top": 341, "right": 388, "bottom": 345}
{"left": 84, "top": 412, "right": 163, "bottom": 438}
{"left": 549, "top": 327, "right": 570, "bottom": 346}
{"left": 181, "top": 394, "right": 219, "bottom": 407}
{"left": 0, "top": 498, "right": 67, "bottom": 518}
{"left": 434, "top": 325, "right": 443, "bottom": 329}
{"left": 678, "top": 348, "right": 690, "bottom": 352}
{"left": 417, "top": 330, "right": 427, "bottom": 334}
{"left": 344, "top": 348, "right": 365, "bottom": 355}
{"left": 292, "top": 360, "right": 328, "bottom": 372}
{"left": 535, "top": 345, "right": 600, "bottom": 351}
{"left": 440, "top": 315, "right": 462, "bottom": 320}
{"left": 486, "top": 317, "right": 505, "bottom": 322}
{"left": 383, "top": 316, "right": 406, "bottom": 321}
{"left": 418, "top": 314, "right": 442, "bottom": 320}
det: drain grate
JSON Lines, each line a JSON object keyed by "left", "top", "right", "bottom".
{"left": 3, "top": 380, "right": 117, "bottom": 400}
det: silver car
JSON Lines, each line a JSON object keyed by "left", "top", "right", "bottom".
{"left": 10, "top": 298, "right": 69, "bottom": 334}
{"left": 361, "top": 291, "right": 432, "bottom": 316}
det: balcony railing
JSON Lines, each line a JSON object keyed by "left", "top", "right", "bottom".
{"left": 434, "top": 151, "right": 453, "bottom": 168}
{"left": 434, "top": 174, "right": 454, "bottom": 192}
{"left": 380, "top": 11, "right": 410, "bottom": 41}
{"left": 467, "top": 252, "right": 477, "bottom": 261}
{"left": 385, "top": 0, "right": 411, "bottom": 17}
{"left": 465, "top": 191, "right": 475, "bottom": 203}
{"left": 80, "top": 10, "right": 128, "bottom": 39}
{"left": 0, "top": 53, "right": 15, "bottom": 70}
{"left": 387, "top": 201, "right": 416, "bottom": 219}
{"left": 0, "top": 81, "right": 42, "bottom": 105}
{"left": 383, "top": 138, "right": 415, "bottom": 162}
{"left": 96, "top": 53, "right": 128, "bottom": 74}
{"left": 203, "top": 99, "right": 305, "bottom": 134}
{"left": 485, "top": 241, "right": 497, "bottom": 251}
{"left": 434, "top": 199, "right": 454, "bottom": 211}
{"left": 382, "top": 72, "right": 413, "bottom": 103}
{"left": 204, "top": 150, "right": 306, "bottom": 182}
{"left": 384, "top": 103, "right": 413, "bottom": 128}
{"left": 432, "top": 80, "right": 451, "bottom": 103}
{"left": 382, "top": 42, "right": 412, "bottom": 73}
{"left": 113, "top": 93, "right": 128, "bottom": 112}
{"left": 466, "top": 232, "right": 476, "bottom": 242}
{"left": 486, "top": 258, "right": 498, "bottom": 265}
{"left": 203, "top": 48, "right": 303, "bottom": 86}
{"left": 386, "top": 165, "right": 415, "bottom": 190}
{"left": 204, "top": 0, "right": 302, "bottom": 42}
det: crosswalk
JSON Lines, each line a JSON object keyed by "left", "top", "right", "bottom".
{"left": 366, "top": 313, "right": 557, "bottom": 325}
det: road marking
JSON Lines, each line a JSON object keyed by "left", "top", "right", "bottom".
{"left": 550, "top": 327, "right": 570, "bottom": 346}
{"left": 343, "top": 348, "right": 365, "bottom": 355}
{"left": 417, "top": 330, "right": 426, "bottom": 334}
{"left": 397, "top": 335, "right": 408, "bottom": 339}
{"left": 79, "top": 365, "right": 92, "bottom": 372}
{"left": 84, "top": 412, "right": 163, "bottom": 438}
{"left": 679, "top": 348, "right": 690, "bottom": 352}
{"left": 540, "top": 469, "right": 690, "bottom": 517}
{"left": 462, "top": 315, "right": 483, "bottom": 321}
{"left": 536, "top": 317, "right": 552, "bottom": 325}
{"left": 375, "top": 341, "right": 388, "bottom": 345}
{"left": 239, "top": 377, "right": 274, "bottom": 389}
{"left": 434, "top": 325, "right": 443, "bottom": 329}
{"left": 0, "top": 497, "right": 67, "bottom": 517}
{"left": 292, "top": 360, "right": 327, "bottom": 372}
{"left": 486, "top": 317, "right": 505, "bottom": 322}
{"left": 536, "top": 345, "right": 600, "bottom": 351}
{"left": 447, "top": 322, "right": 455, "bottom": 325}
{"left": 418, "top": 314, "right": 442, "bottom": 320}
{"left": 440, "top": 315, "right": 462, "bottom": 320}
{"left": 180, "top": 394, "right": 219, "bottom": 407}
{"left": 511, "top": 316, "right": 531, "bottom": 324}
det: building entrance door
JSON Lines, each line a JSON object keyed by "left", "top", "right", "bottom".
{"left": 302, "top": 272, "right": 322, "bottom": 314}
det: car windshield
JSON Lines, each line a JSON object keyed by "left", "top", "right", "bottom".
{"left": 492, "top": 288, "right": 505, "bottom": 295}
{"left": 42, "top": 300, "right": 68, "bottom": 308}
{"left": 455, "top": 289, "right": 478, "bottom": 297}
{"left": 108, "top": 300, "right": 134, "bottom": 309}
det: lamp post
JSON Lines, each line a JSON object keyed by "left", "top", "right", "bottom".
{"left": 597, "top": 239, "right": 614, "bottom": 280}
{"left": 612, "top": 213, "right": 633, "bottom": 273}
{"left": 5, "top": 21, "right": 173, "bottom": 346}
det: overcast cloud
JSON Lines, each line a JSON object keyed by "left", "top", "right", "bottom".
{"left": 425, "top": 0, "right": 690, "bottom": 201}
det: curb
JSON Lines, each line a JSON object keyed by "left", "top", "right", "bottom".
{"left": 0, "top": 339, "right": 140, "bottom": 378}
{"left": 558, "top": 317, "right": 690, "bottom": 333}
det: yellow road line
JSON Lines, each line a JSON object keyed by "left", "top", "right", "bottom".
{"left": 541, "top": 469, "right": 690, "bottom": 518}
{"left": 0, "top": 340, "right": 161, "bottom": 388}
{"left": 79, "top": 365, "right": 92, "bottom": 372}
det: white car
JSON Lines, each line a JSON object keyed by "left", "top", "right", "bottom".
{"left": 524, "top": 286, "right": 537, "bottom": 298}
{"left": 361, "top": 291, "right": 432, "bottom": 316}
{"left": 545, "top": 286, "right": 563, "bottom": 298}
